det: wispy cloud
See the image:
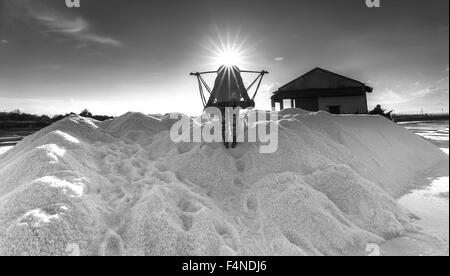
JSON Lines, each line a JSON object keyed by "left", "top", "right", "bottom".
{"left": 1, "top": 40, "right": 8, "bottom": 44}
{"left": 377, "top": 88, "right": 407, "bottom": 104}
{"left": 36, "top": 15, "right": 122, "bottom": 47}
{"left": 412, "top": 87, "right": 439, "bottom": 98}
{"left": 437, "top": 76, "right": 449, "bottom": 85}
{"left": 5, "top": 0, "right": 122, "bottom": 47}
{"left": 78, "top": 34, "right": 122, "bottom": 47}
{"left": 274, "top": 57, "right": 284, "bottom": 61}
{"left": 260, "top": 83, "right": 277, "bottom": 93}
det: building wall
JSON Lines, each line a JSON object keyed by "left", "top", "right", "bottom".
{"left": 318, "top": 95, "right": 368, "bottom": 114}
{"left": 295, "top": 97, "right": 319, "bottom": 111}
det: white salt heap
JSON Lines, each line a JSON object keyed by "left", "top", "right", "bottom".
{"left": 0, "top": 109, "right": 447, "bottom": 256}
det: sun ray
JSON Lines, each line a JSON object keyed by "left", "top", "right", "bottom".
{"left": 200, "top": 28, "right": 256, "bottom": 68}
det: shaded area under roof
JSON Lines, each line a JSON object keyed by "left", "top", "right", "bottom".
{"left": 272, "top": 67, "right": 373, "bottom": 101}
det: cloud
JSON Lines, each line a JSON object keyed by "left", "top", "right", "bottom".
{"left": 274, "top": 57, "right": 284, "bottom": 61}
{"left": 35, "top": 13, "right": 122, "bottom": 47}
{"left": 370, "top": 85, "right": 449, "bottom": 113}
{"left": 36, "top": 15, "right": 122, "bottom": 47}
{"left": 376, "top": 88, "right": 407, "bottom": 104}
{"left": 260, "top": 83, "right": 276, "bottom": 93}
{"left": 412, "top": 87, "right": 434, "bottom": 98}
{"left": 5, "top": 0, "right": 122, "bottom": 47}
{"left": 1, "top": 40, "right": 8, "bottom": 44}
{"left": 37, "top": 15, "right": 88, "bottom": 33}
{"left": 79, "top": 34, "right": 122, "bottom": 47}
{"left": 437, "top": 76, "right": 449, "bottom": 85}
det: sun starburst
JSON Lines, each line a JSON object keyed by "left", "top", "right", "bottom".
{"left": 200, "top": 28, "right": 257, "bottom": 68}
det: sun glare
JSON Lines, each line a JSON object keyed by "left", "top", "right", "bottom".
{"left": 216, "top": 47, "right": 242, "bottom": 67}
{"left": 201, "top": 28, "right": 257, "bottom": 68}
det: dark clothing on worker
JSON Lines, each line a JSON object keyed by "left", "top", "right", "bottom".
{"left": 206, "top": 65, "right": 254, "bottom": 109}
{"left": 218, "top": 104, "right": 238, "bottom": 148}
{"left": 206, "top": 66, "right": 254, "bottom": 148}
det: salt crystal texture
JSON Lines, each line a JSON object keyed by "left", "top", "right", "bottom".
{"left": 0, "top": 110, "right": 447, "bottom": 256}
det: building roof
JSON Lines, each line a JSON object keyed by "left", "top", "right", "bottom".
{"left": 272, "top": 67, "right": 373, "bottom": 100}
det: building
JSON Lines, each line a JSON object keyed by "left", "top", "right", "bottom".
{"left": 271, "top": 67, "right": 373, "bottom": 114}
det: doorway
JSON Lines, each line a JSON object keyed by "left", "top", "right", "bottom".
{"left": 328, "top": 105, "right": 341, "bottom": 114}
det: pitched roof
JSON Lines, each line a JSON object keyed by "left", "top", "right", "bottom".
{"left": 272, "top": 67, "right": 373, "bottom": 100}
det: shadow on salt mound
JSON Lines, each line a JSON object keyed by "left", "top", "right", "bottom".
{"left": 294, "top": 112, "right": 350, "bottom": 145}
{"left": 250, "top": 173, "right": 383, "bottom": 255}
{"left": 304, "top": 165, "right": 418, "bottom": 239}
{"left": 103, "top": 112, "right": 167, "bottom": 139}
{"left": 0, "top": 176, "right": 104, "bottom": 256}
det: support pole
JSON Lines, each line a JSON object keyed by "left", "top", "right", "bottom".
{"left": 199, "top": 76, "right": 212, "bottom": 94}
{"left": 252, "top": 74, "right": 265, "bottom": 101}
{"left": 197, "top": 76, "right": 206, "bottom": 107}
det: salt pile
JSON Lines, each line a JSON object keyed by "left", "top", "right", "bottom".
{"left": 0, "top": 109, "right": 447, "bottom": 256}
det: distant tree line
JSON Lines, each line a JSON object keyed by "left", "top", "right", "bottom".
{"left": 392, "top": 113, "right": 449, "bottom": 123}
{"left": 50, "top": 109, "right": 114, "bottom": 122}
{"left": 368, "top": 104, "right": 449, "bottom": 122}
{"left": 0, "top": 109, "right": 113, "bottom": 129}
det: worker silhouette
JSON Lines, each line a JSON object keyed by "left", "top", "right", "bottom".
{"left": 206, "top": 65, "right": 255, "bottom": 148}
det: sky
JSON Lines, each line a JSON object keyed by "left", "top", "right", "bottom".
{"left": 0, "top": 0, "right": 448, "bottom": 116}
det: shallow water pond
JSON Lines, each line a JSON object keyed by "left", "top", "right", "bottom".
{"left": 381, "top": 120, "right": 449, "bottom": 256}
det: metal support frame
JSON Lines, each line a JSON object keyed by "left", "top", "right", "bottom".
{"left": 190, "top": 69, "right": 268, "bottom": 108}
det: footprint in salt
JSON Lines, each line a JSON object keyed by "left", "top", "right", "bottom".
{"left": 152, "top": 170, "right": 171, "bottom": 184}
{"left": 235, "top": 160, "right": 246, "bottom": 173}
{"left": 177, "top": 198, "right": 205, "bottom": 231}
{"left": 99, "top": 231, "right": 124, "bottom": 256}
{"left": 179, "top": 214, "right": 193, "bottom": 231}
{"left": 178, "top": 198, "right": 202, "bottom": 213}
{"left": 214, "top": 221, "right": 238, "bottom": 253}
{"left": 246, "top": 195, "right": 258, "bottom": 212}
{"left": 234, "top": 178, "right": 245, "bottom": 188}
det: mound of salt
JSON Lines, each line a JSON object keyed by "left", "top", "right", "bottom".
{"left": 0, "top": 110, "right": 447, "bottom": 256}
{"left": 101, "top": 112, "right": 167, "bottom": 142}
